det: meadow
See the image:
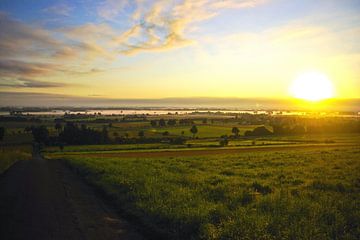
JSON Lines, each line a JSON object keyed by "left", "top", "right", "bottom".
{"left": 2, "top": 112, "right": 360, "bottom": 239}
{"left": 0, "top": 145, "right": 32, "bottom": 174}
{"left": 46, "top": 145, "right": 360, "bottom": 239}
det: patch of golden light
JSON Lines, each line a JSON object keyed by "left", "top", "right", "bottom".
{"left": 289, "top": 71, "right": 334, "bottom": 101}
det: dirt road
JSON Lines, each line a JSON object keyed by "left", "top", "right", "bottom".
{"left": 0, "top": 150, "right": 144, "bottom": 240}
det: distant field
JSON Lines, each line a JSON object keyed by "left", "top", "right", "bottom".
{"left": 46, "top": 145, "right": 360, "bottom": 239}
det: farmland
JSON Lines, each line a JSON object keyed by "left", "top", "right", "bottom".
{"left": 1, "top": 111, "right": 360, "bottom": 239}
{"left": 46, "top": 145, "right": 360, "bottom": 239}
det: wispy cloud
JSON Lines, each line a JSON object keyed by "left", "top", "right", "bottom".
{"left": 99, "top": 0, "right": 268, "bottom": 55}
{"left": 0, "top": 12, "right": 59, "bottom": 59}
{"left": 43, "top": 3, "right": 73, "bottom": 16}
{"left": 0, "top": 78, "right": 69, "bottom": 88}
{"left": 0, "top": 59, "right": 58, "bottom": 77}
{"left": 0, "top": 12, "right": 116, "bottom": 88}
{"left": 97, "top": 0, "right": 129, "bottom": 20}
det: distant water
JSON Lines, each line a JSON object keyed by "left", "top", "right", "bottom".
{"left": 0, "top": 109, "right": 358, "bottom": 117}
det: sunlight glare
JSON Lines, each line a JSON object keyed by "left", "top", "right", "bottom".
{"left": 289, "top": 71, "right": 334, "bottom": 101}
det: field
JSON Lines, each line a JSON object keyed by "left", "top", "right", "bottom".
{"left": 46, "top": 145, "right": 360, "bottom": 239}
{"left": 0, "top": 145, "right": 32, "bottom": 174}
{"left": 1, "top": 112, "right": 360, "bottom": 239}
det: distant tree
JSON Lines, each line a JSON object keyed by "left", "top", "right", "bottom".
{"left": 162, "top": 131, "right": 170, "bottom": 136}
{"left": 59, "top": 142, "right": 64, "bottom": 151}
{"left": 138, "top": 130, "right": 145, "bottom": 138}
{"left": 181, "top": 131, "right": 185, "bottom": 136}
{"left": 167, "top": 119, "right": 177, "bottom": 126}
{"left": 31, "top": 126, "right": 49, "bottom": 143}
{"left": 0, "top": 127, "right": 5, "bottom": 141}
{"left": 55, "top": 123, "right": 62, "bottom": 132}
{"left": 24, "top": 126, "right": 32, "bottom": 133}
{"left": 150, "top": 120, "right": 157, "bottom": 127}
{"left": 252, "top": 126, "right": 272, "bottom": 136}
{"left": 179, "top": 119, "right": 194, "bottom": 125}
{"left": 232, "top": 127, "right": 240, "bottom": 137}
{"left": 190, "top": 125, "right": 198, "bottom": 138}
{"left": 102, "top": 126, "right": 109, "bottom": 143}
{"left": 245, "top": 126, "right": 272, "bottom": 137}
{"left": 202, "top": 118, "right": 208, "bottom": 124}
{"left": 219, "top": 137, "right": 229, "bottom": 147}
{"left": 159, "top": 119, "right": 166, "bottom": 127}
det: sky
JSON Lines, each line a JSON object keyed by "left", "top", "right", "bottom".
{"left": 0, "top": 0, "right": 359, "bottom": 104}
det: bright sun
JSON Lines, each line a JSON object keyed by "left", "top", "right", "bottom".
{"left": 289, "top": 71, "right": 335, "bottom": 101}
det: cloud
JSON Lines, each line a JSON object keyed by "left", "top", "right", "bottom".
{"left": 0, "top": 12, "right": 116, "bottom": 82}
{"left": 98, "top": 0, "right": 268, "bottom": 55}
{"left": 97, "top": 0, "right": 129, "bottom": 20}
{"left": 0, "top": 59, "right": 58, "bottom": 77}
{"left": 0, "top": 12, "right": 60, "bottom": 59}
{"left": 43, "top": 3, "right": 73, "bottom": 16}
{"left": 0, "top": 78, "right": 68, "bottom": 88}
{"left": 0, "top": 0, "right": 269, "bottom": 86}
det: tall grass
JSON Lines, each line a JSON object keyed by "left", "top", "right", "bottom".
{"left": 48, "top": 147, "right": 360, "bottom": 239}
{"left": 0, "top": 145, "right": 32, "bottom": 174}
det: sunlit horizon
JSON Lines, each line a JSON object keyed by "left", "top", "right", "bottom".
{"left": 0, "top": 0, "right": 359, "bottom": 105}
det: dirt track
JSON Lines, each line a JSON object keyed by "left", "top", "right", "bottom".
{"left": 0, "top": 150, "right": 144, "bottom": 240}
{"left": 75, "top": 143, "right": 357, "bottom": 158}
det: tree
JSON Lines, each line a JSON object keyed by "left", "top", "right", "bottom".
{"left": 219, "top": 137, "right": 229, "bottom": 147}
{"left": 245, "top": 126, "right": 272, "bottom": 137}
{"left": 150, "top": 120, "right": 157, "bottom": 127}
{"left": 0, "top": 127, "right": 5, "bottom": 141}
{"left": 59, "top": 142, "right": 64, "bottom": 151}
{"left": 232, "top": 127, "right": 240, "bottom": 137}
{"left": 159, "top": 119, "right": 166, "bottom": 127}
{"left": 55, "top": 122, "right": 62, "bottom": 132}
{"left": 31, "top": 126, "right": 49, "bottom": 143}
{"left": 138, "top": 130, "right": 145, "bottom": 138}
{"left": 24, "top": 126, "right": 32, "bottom": 133}
{"left": 162, "top": 131, "right": 169, "bottom": 136}
{"left": 167, "top": 119, "right": 177, "bottom": 126}
{"left": 102, "top": 126, "right": 109, "bottom": 143}
{"left": 190, "top": 125, "right": 198, "bottom": 138}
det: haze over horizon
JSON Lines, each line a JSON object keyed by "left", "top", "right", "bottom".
{"left": 0, "top": 0, "right": 359, "bottom": 105}
{"left": 0, "top": 92, "right": 359, "bottom": 112}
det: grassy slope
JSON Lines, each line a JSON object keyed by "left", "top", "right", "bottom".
{"left": 47, "top": 146, "right": 360, "bottom": 239}
{"left": 0, "top": 145, "right": 32, "bottom": 174}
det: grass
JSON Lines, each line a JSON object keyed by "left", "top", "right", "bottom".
{"left": 44, "top": 143, "right": 185, "bottom": 153}
{"left": 46, "top": 146, "right": 360, "bottom": 239}
{"left": 0, "top": 145, "right": 32, "bottom": 174}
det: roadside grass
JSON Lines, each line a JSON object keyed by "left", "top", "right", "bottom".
{"left": 44, "top": 143, "right": 185, "bottom": 153}
{"left": 0, "top": 145, "right": 32, "bottom": 174}
{"left": 47, "top": 146, "right": 360, "bottom": 239}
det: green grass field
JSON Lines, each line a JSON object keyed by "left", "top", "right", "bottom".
{"left": 46, "top": 146, "right": 360, "bottom": 239}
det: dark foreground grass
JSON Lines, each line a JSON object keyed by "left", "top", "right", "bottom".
{"left": 47, "top": 146, "right": 360, "bottom": 239}
{"left": 0, "top": 145, "right": 32, "bottom": 174}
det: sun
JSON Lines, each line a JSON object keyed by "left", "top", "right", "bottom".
{"left": 289, "top": 71, "right": 335, "bottom": 101}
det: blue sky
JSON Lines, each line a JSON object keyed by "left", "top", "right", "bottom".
{"left": 0, "top": 0, "right": 359, "bottom": 101}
